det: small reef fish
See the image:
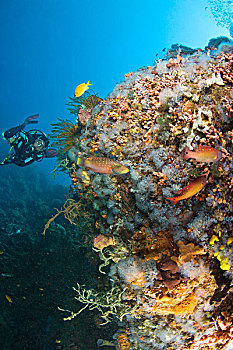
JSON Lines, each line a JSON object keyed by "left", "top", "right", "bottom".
{"left": 183, "top": 145, "right": 222, "bottom": 163}
{"left": 167, "top": 173, "right": 209, "bottom": 205}
{"left": 5, "top": 295, "right": 12, "bottom": 303}
{"left": 76, "top": 157, "right": 129, "bottom": 174}
{"left": 74, "top": 81, "right": 92, "bottom": 98}
{"left": 1, "top": 273, "right": 12, "bottom": 277}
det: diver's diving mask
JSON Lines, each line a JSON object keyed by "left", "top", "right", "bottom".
{"left": 34, "top": 138, "right": 45, "bottom": 151}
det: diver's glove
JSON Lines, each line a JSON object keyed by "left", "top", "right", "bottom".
{"left": 44, "top": 148, "right": 59, "bottom": 158}
{"left": 24, "top": 113, "right": 39, "bottom": 125}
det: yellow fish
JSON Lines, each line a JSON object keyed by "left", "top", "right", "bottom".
{"left": 167, "top": 173, "right": 209, "bottom": 205}
{"left": 5, "top": 295, "right": 12, "bottom": 303}
{"left": 76, "top": 157, "right": 129, "bottom": 174}
{"left": 74, "top": 81, "right": 92, "bottom": 98}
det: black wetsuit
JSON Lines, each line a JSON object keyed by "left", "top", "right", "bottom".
{"left": 2, "top": 124, "right": 48, "bottom": 167}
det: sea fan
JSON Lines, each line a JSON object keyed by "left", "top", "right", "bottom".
{"left": 49, "top": 118, "right": 81, "bottom": 153}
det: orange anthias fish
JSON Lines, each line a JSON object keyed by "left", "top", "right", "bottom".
{"left": 183, "top": 145, "right": 222, "bottom": 163}
{"left": 76, "top": 157, "right": 129, "bottom": 174}
{"left": 167, "top": 173, "right": 209, "bottom": 205}
{"left": 74, "top": 81, "right": 92, "bottom": 98}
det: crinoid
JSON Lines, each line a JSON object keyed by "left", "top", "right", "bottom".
{"left": 49, "top": 118, "right": 81, "bottom": 153}
{"left": 83, "top": 94, "right": 103, "bottom": 109}
{"left": 66, "top": 91, "right": 103, "bottom": 117}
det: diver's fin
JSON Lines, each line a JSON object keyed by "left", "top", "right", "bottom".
{"left": 24, "top": 114, "right": 39, "bottom": 124}
{"left": 45, "top": 149, "right": 58, "bottom": 158}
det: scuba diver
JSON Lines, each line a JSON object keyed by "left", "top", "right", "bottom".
{"left": 1, "top": 114, "right": 58, "bottom": 167}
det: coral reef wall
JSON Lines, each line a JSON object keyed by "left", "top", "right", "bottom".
{"left": 57, "top": 38, "right": 233, "bottom": 350}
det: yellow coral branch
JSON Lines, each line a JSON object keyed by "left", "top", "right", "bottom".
{"left": 42, "top": 198, "right": 82, "bottom": 235}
